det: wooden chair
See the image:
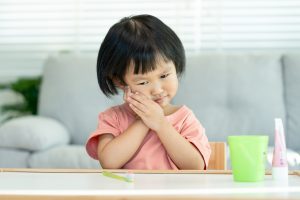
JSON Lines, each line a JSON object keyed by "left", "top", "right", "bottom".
{"left": 207, "top": 142, "right": 226, "bottom": 170}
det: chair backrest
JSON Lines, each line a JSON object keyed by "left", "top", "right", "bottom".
{"left": 207, "top": 142, "right": 226, "bottom": 170}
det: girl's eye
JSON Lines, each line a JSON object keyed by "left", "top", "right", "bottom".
{"left": 137, "top": 81, "right": 148, "bottom": 85}
{"left": 161, "top": 73, "right": 170, "bottom": 79}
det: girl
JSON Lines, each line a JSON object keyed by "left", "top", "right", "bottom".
{"left": 86, "top": 14, "right": 211, "bottom": 170}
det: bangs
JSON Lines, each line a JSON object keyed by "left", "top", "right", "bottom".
{"left": 130, "top": 50, "right": 169, "bottom": 75}
{"left": 115, "top": 18, "right": 174, "bottom": 83}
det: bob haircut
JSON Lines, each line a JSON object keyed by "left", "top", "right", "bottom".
{"left": 97, "top": 14, "right": 186, "bottom": 97}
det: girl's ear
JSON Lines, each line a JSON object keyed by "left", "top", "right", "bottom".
{"left": 113, "top": 79, "right": 126, "bottom": 90}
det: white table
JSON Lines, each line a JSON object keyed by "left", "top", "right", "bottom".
{"left": 0, "top": 169, "right": 299, "bottom": 200}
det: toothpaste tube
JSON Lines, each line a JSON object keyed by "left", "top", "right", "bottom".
{"left": 272, "top": 118, "right": 288, "bottom": 180}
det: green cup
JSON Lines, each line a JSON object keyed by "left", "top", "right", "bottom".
{"left": 228, "top": 135, "right": 269, "bottom": 182}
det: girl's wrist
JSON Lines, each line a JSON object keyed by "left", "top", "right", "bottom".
{"left": 135, "top": 118, "right": 149, "bottom": 130}
{"left": 153, "top": 117, "right": 170, "bottom": 133}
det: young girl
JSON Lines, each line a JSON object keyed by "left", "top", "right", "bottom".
{"left": 86, "top": 14, "right": 211, "bottom": 170}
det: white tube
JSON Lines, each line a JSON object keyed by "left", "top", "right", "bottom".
{"left": 272, "top": 118, "right": 288, "bottom": 180}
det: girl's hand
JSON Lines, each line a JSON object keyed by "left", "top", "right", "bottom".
{"left": 127, "top": 92, "right": 167, "bottom": 131}
{"left": 123, "top": 86, "right": 133, "bottom": 103}
{"left": 123, "top": 87, "right": 140, "bottom": 119}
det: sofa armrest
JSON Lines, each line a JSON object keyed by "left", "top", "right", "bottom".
{"left": 0, "top": 116, "right": 70, "bottom": 151}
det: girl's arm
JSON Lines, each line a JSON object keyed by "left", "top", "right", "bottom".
{"left": 97, "top": 119, "right": 149, "bottom": 169}
{"left": 128, "top": 92, "right": 205, "bottom": 170}
{"left": 155, "top": 120, "right": 205, "bottom": 170}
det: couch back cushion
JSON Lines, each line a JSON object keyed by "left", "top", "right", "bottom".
{"left": 38, "top": 54, "right": 122, "bottom": 145}
{"left": 283, "top": 53, "right": 300, "bottom": 151}
{"left": 174, "top": 53, "right": 285, "bottom": 146}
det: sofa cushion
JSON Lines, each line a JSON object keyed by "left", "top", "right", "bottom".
{"left": 0, "top": 148, "right": 30, "bottom": 168}
{"left": 174, "top": 53, "right": 285, "bottom": 146}
{"left": 0, "top": 116, "right": 70, "bottom": 151}
{"left": 38, "top": 54, "right": 123, "bottom": 145}
{"left": 28, "top": 145, "right": 100, "bottom": 168}
{"left": 283, "top": 53, "right": 300, "bottom": 151}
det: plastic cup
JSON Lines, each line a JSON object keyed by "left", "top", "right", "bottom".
{"left": 228, "top": 135, "right": 269, "bottom": 182}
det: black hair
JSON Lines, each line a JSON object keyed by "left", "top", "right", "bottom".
{"left": 97, "top": 14, "right": 186, "bottom": 97}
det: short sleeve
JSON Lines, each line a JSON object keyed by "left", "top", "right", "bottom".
{"left": 85, "top": 108, "right": 121, "bottom": 160}
{"left": 181, "top": 112, "right": 211, "bottom": 169}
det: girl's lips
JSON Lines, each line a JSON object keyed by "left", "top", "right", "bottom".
{"left": 154, "top": 96, "right": 166, "bottom": 103}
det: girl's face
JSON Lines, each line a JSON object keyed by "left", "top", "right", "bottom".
{"left": 124, "top": 57, "right": 178, "bottom": 109}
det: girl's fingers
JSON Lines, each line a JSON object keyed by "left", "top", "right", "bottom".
{"left": 129, "top": 103, "right": 143, "bottom": 117}
{"left": 128, "top": 96, "right": 147, "bottom": 112}
{"left": 129, "top": 92, "right": 149, "bottom": 104}
{"left": 123, "top": 86, "right": 133, "bottom": 102}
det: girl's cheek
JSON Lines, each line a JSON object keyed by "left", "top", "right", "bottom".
{"left": 130, "top": 86, "right": 150, "bottom": 98}
{"left": 129, "top": 85, "right": 141, "bottom": 93}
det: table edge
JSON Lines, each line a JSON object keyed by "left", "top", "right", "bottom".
{"left": 0, "top": 168, "right": 299, "bottom": 176}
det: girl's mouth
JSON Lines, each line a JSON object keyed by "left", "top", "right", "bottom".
{"left": 154, "top": 96, "right": 166, "bottom": 104}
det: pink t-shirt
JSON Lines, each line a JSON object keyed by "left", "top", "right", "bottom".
{"left": 86, "top": 103, "right": 211, "bottom": 170}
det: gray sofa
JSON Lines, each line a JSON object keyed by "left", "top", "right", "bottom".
{"left": 0, "top": 52, "right": 299, "bottom": 169}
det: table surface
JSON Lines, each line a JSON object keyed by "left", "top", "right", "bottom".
{"left": 0, "top": 169, "right": 300, "bottom": 200}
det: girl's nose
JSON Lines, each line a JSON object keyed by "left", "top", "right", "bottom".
{"left": 151, "top": 82, "right": 164, "bottom": 95}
